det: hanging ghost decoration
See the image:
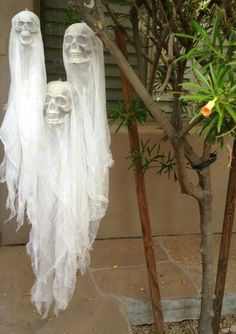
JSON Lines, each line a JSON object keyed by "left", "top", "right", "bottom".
{"left": 0, "top": 10, "right": 46, "bottom": 227}
{"left": 27, "top": 81, "right": 90, "bottom": 317}
{"left": 63, "top": 23, "right": 113, "bottom": 250}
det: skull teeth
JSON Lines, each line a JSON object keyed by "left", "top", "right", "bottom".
{"left": 47, "top": 114, "right": 59, "bottom": 118}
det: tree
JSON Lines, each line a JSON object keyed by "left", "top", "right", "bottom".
{"left": 68, "top": 1, "right": 236, "bottom": 333}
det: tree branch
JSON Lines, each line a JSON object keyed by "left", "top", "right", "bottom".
{"left": 102, "top": 1, "right": 153, "bottom": 64}
{"left": 70, "top": 0, "right": 177, "bottom": 140}
{"left": 157, "top": 33, "right": 175, "bottom": 97}
{"left": 130, "top": 4, "right": 145, "bottom": 82}
{"left": 182, "top": 138, "right": 201, "bottom": 166}
{"left": 178, "top": 116, "right": 203, "bottom": 139}
{"left": 174, "top": 141, "right": 203, "bottom": 200}
{"left": 148, "top": 27, "right": 168, "bottom": 94}
{"left": 95, "top": 0, "right": 105, "bottom": 23}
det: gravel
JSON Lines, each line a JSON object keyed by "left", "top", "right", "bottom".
{"left": 132, "top": 315, "right": 236, "bottom": 334}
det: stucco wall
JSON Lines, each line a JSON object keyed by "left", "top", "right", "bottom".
{"left": 97, "top": 128, "right": 234, "bottom": 239}
{"left": 0, "top": 1, "right": 235, "bottom": 245}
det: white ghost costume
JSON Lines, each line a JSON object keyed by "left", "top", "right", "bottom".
{"left": 63, "top": 23, "right": 113, "bottom": 251}
{"left": 0, "top": 10, "right": 46, "bottom": 227}
{"left": 27, "top": 81, "right": 91, "bottom": 316}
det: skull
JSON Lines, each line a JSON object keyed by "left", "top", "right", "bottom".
{"left": 44, "top": 81, "right": 72, "bottom": 126}
{"left": 64, "top": 23, "right": 93, "bottom": 64}
{"left": 14, "top": 11, "right": 39, "bottom": 45}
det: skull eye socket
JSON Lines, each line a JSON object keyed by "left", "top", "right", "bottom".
{"left": 45, "top": 95, "right": 51, "bottom": 104}
{"left": 18, "top": 21, "right": 24, "bottom": 27}
{"left": 77, "top": 35, "right": 88, "bottom": 44}
{"left": 55, "top": 96, "right": 67, "bottom": 107}
{"left": 26, "top": 21, "right": 34, "bottom": 29}
{"left": 64, "top": 35, "right": 73, "bottom": 44}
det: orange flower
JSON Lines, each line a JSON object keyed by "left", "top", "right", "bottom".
{"left": 201, "top": 98, "right": 217, "bottom": 117}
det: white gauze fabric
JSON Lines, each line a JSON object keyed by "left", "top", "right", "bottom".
{"left": 27, "top": 81, "right": 90, "bottom": 317}
{"left": 63, "top": 22, "right": 113, "bottom": 251}
{"left": 0, "top": 10, "right": 46, "bottom": 227}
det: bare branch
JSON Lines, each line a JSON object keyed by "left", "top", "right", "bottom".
{"left": 95, "top": 0, "right": 105, "bottom": 23}
{"left": 178, "top": 116, "right": 203, "bottom": 140}
{"left": 157, "top": 33, "right": 175, "bottom": 97}
{"left": 174, "top": 142, "right": 203, "bottom": 200}
{"left": 182, "top": 138, "right": 201, "bottom": 166}
{"left": 130, "top": 4, "right": 145, "bottom": 82}
{"left": 70, "top": 0, "right": 177, "bottom": 140}
{"left": 203, "top": 138, "right": 212, "bottom": 161}
{"left": 148, "top": 27, "right": 168, "bottom": 94}
{"left": 142, "top": 0, "right": 153, "bottom": 17}
{"left": 102, "top": 1, "right": 153, "bottom": 64}
{"left": 150, "top": 0, "right": 158, "bottom": 37}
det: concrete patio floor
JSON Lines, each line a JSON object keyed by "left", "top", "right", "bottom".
{"left": 0, "top": 234, "right": 236, "bottom": 334}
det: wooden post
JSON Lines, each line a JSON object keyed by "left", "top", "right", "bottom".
{"left": 115, "top": 30, "right": 165, "bottom": 334}
{"left": 213, "top": 139, "right": 236, "bottom": 334}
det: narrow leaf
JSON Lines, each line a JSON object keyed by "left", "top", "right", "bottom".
{"left": 215, "top": 104, "right": 224, "bottom": 133}
{"left": 182, "top": 94, "right": 212, "bottom": 101}
{"left": 192, "top": 21, "right": 211, "bottom": 42}
{"left": 209, "top": 64, "right": 218, "bottom": 89}
{"left": 224, "top": 104, "right": 236, "bottom": 122}
{"left": 204, "top": 116, "right": 218, "bottom": 138}
{"left": 212, "top": 14, "right": 221, "bottom": 46}
{"left": 193, "top": 67, "right": 212, "bottom": 90}
{"left": 174, "top": 33, "right": 197, "bottom": 40}
{"left": 181, "top": 82, "right": 210, "bottom": 93}
{"left": 190, "top": 111, "right": 202, "bottom": 123}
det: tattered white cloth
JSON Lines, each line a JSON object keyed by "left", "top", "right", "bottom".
{"left": 63, "top": 23, "right": 113, "bottom": 238}
{"left": 27, "top": 81, "right": 91, "bottom": 316}
{"left": 0, "top": 16, "right": 113, "bottom": 318}
{"left": 0, "top": 10, "right": 46, "bottom": 227}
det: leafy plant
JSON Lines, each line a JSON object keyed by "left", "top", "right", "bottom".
{"left": 178, "top": 14, "right": 236, "bottom": 142}
{"left": 127, "top": 139, "right": 177, "bottom": 179}
{"left": 107, "top": 98, "right": 149, "bottom": 132}
{"left": 63, "top": 7, "right": 81, "bottom": 27}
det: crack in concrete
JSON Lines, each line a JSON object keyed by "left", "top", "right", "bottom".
{"left": 158, "top": 238, "right": 201, "bottom": 295}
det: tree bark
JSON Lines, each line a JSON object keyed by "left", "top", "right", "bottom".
{"left": 115, "top": 30, "right": 165, "bottom": 334}
{"left": 212, "top": 139, "right": 236, "bottom": 334}
{"left": 71, "top": 3, "right": 218, "bottom": 333}
{"left": 198, "top": 169, "right": 214, "bottom": 334}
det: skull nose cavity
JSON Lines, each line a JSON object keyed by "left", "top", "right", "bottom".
{"left": 49, "top": 101, "right": 57, "bottom": 111}
{"left": 71, "top": 40, "right": 80, "bottom": 51}
{"left": 22, "top": 24, "right": 28, "bottom": 31}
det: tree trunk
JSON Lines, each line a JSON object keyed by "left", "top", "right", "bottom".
{"left": 115, "top": 30, "right": 165, "bottom": 334}
{"left": 212, "top": 139, "right": 236, "bottom": 334}
{"left": 198, "top": 170, "right": 214, "bottom": 334}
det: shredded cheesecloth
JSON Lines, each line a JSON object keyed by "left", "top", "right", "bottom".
{"left": 63, "top": 23, "right": 113, "bottom": 234}
{"left": 27, "top": 81, "right": 92, "bottom": 317}
{"left": 0, "top": 10, "right": 46, "bottom": 228}
{"left": 0, "top": 16, "right": 112, "bottom": 318}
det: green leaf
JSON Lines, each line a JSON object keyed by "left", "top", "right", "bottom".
{"left": 216, "top": 66, "right": 230, "bottom": 88}
{"left": 229, "top": 84, "right": 236, "bottom": 93}
{"left": 215, "top": 104, "right": 224, "bottom": 133}
{"left": 193, "top": 67, "right": 212, "bottom": 90}
{"left": 174, "top": 33, "right": 197, "bottom": 40}
{"left": 224, "top": 104, "right": 236, "bottom": 122}
{"left": 192, "top": 21, "right": 211, "bottom": 43}
{"left": 182, "top": 94, "right": 212, "bottom": 101}
{"left": 204, "top": 115, "right": 218, "bottom": 138}
{"left": 181, "top": 82, "right": 211, "bottom": 94}
{"left": 190, "top": 111, "right": 202, "bottom": 123}
{"left": 217, "top": 113, "right": 224, "bottom": 133}
{"left": 209, "top": 64, "right": 218, "bottom": 90}
{"left": 212, "top": 14, "right": 221, "bottom": 46}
